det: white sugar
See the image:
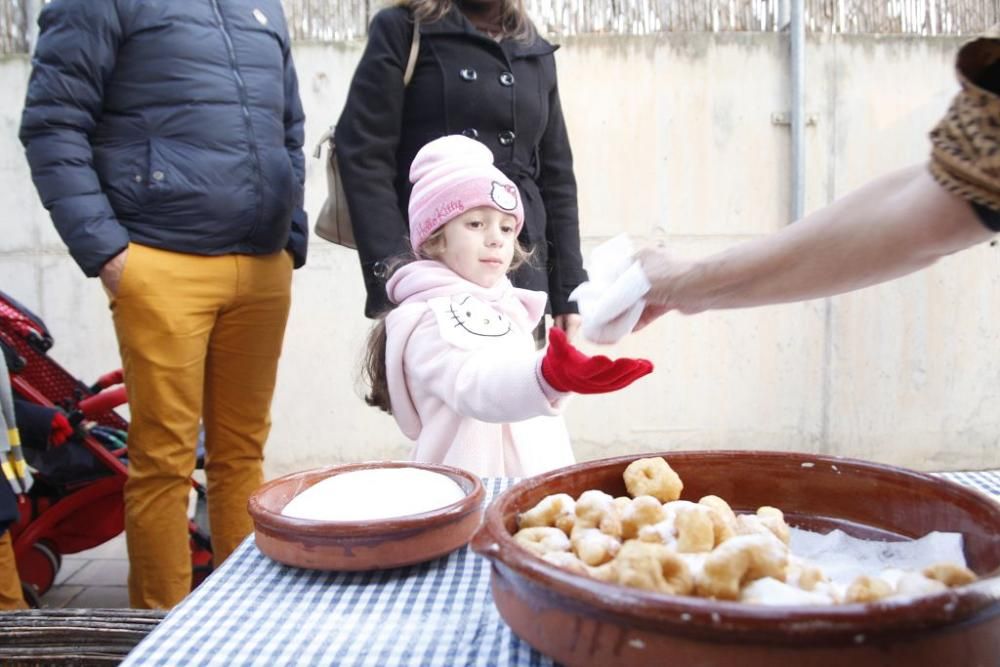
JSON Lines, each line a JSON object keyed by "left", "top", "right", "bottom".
{"left": 280, "top": 467, "right": 466, "bottom": 521}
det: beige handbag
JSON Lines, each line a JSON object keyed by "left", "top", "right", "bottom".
{"left": 313, "top": 21, "right": 421, "bottom": 248}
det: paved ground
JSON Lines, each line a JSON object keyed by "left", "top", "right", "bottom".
{"left": 40, "top": 531, "right": 130, "bottom": 608}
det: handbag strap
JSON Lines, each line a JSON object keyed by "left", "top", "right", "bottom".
{"left": 313, "top": 19, "right": 421, "bottom": 159}
{"left": 403, "top": 19, "right": 421, "bottom": 85}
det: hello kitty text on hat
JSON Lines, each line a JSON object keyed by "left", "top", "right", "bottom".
{"left": 408, "top": 135, "right": 524, "bottom": 251}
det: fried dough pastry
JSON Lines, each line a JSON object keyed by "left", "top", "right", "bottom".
{"left": 574, "top": 490, "right": 623, "bottom": 538}
{"left": 612, "top": 496, "right": 633, "bottom": 515}
{"left": 623, "top": 457, "right": 683, "bottom": 502}
{"left": 513, "top": 526, "right": 571, "bottom": 557}
{"left": 620, "top": 496, "right": 664, "bottom": 540}
{"left": 786, "top": 558, "right": 827, "bottom": 592}
{"left": 755, "top": 506, "right": 790, "bottom": 545}
{"left": 541, "top": 550, "right": 590, "bottom": 575}
{"left": 699, "top": 495, "right": 737, "bottom": 523}
{"left": 734, "top": 512, "right": 787, "bottom": 549}
{"left": 696, "top": 534, "right": 789, "bottom": 600}
{"left": 923, "top": 562, "right": 977, "bottom": 587}
{"left": 844, "top": 575, "right": 894, "bottom": 603}
{"left": 674, "top": 502, "right": 716, "bottom": 553}
{"left": 607, "top": 540, "right": 693, "bottom": 595}
{"left": 518, "top": 493, "right": 576, "bottom": 534}
{"left": 571, "top": 527, "right": 621, "bottom": 566}
{"left": 699, "top": 495, "right": 738, "bottom": 546}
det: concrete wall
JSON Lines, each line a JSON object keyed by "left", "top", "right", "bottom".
{"left": 1, "top": 34, "right": 997, "bottom": 477}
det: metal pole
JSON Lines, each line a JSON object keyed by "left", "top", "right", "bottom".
{"left": 24, "top": 0, "right": 41, "bottom": 54}
{"left": 790, "top": 0, "right": 805, "bottom": 222}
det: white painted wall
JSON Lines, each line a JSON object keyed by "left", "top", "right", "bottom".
{"left": 1, "top": 34, "right": 997, "bottom": 477}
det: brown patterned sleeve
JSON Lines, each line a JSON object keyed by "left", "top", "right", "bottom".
{"left": 928, "top": 38, "right": 1000, "bottom": 228}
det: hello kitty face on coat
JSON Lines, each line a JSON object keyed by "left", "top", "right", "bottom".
{"left": 429, "top": 294, "right": 515, "bottom": 349}
{"left": 491, "top": 181, "right": 518, "bottom": 211}
{"left": 447, "top": 294, "right": 512, "bottom": 337}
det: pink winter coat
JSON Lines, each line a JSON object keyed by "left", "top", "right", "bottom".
{"left": 384, "top": 261, "right": 575, "bottom": 477}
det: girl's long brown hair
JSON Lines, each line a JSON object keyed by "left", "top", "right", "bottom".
{"left": 363, "top": 231, "right": 533, "bottom": 413}
{"left": 400, "top": 0, "right": 537, "bottom": 43}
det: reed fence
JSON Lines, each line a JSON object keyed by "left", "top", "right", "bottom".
{"left": 2, "top": 0, "right": 997, "bottom": 54}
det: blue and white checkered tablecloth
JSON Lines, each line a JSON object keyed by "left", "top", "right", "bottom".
{"left": 123, "top": 472, "right": 1000, "bottom": 667}
{"left": 123, "top": 478, "right": 550, "bottom": 667}
{"left": 935, "top": 470, "right": 1000, "bottom": 497}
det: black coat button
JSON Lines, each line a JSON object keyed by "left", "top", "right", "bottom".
{"left": 460, "top": 68, "right": 478, "bottom": 81}
{"left": 498, "top": 130, "right": 515, "bottom": 145}
{"left": 499, "top": 72, "right": 515, "bottom": 86}
{"left": 373, "top": 261, "right": 389, "bottom": 279}
{"left": 462, "top": 128, "right": 480, "bottom": 139}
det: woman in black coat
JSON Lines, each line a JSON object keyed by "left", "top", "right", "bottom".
{"left": 335, "top": 0, "right": 587, "bottom": 334}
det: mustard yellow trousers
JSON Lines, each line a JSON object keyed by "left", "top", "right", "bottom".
{"left": 0, "top": 530, "right": 27, "bottom": 609}
{"left": 111, "top": 244, "right": 292, "bottom": 609}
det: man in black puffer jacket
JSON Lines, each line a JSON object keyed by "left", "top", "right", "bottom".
{"left": 19, "top": 0, "right": 307, "bottom": 609}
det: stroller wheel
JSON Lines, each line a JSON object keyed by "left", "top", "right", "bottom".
{"left": 20, "top": 581, "right": 42, "bottom": 609}
{"left": 38, "top": 540, "right": 62, "bottom": 572}
{"left": 19, "top": 541, "right": 61, "bottom": 599}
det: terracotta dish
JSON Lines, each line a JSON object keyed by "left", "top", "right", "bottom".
{"left": 249, "top": 461, "right": 484, "bottom": 570}
{"left": 471, "top": 451, "right": 1000, "bottom": 666}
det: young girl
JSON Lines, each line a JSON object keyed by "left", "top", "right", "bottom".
{"left": 364, "top": 135, "right": 652, "bottom": 477}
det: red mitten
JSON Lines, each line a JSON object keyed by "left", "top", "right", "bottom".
{"left": 540, "top": 328, "right": 653, "bottom": 394}
{"left": 50, "top": 411, "right": 74, "bottom": 446}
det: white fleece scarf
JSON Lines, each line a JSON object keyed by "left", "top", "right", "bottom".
{"left": 384, "top": 260, "right": 547, "bottom": 439}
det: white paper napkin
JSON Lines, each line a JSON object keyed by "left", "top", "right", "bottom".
{"left": 789, "top": 527, "right": 967, "bottom": 586}
{"left": 569, "top": 235, "right": 651, "bottom": 344}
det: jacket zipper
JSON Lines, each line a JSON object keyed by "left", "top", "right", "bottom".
{"left": 210, "top": 0, "right": 264, "bottom": 240}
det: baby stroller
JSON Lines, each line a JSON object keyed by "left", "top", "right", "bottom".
{"left": 0, "top": 290, "right": 212, "bottom": 607}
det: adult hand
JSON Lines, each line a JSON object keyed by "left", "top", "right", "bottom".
{"left": 631, "top": 246, "right": 701, "bottom": 331}
{"left": 99, "top": 248, "right": 129, "bottom": 297}
{"left": 540, "top": 328, "right": 653, "bottom": 394}
{"left": 632, "top": 304, "right": 671, "bottom": 332}
{"left": 552, "top": 313, "right": 581, "bottom": 341}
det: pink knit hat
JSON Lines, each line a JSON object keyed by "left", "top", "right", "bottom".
{"left": 408, "top": 135, "right": 524, "bottom": 251}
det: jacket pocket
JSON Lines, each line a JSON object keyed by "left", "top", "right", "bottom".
{"left": 106, "top": 242, "right": 137, "bottom": 309}
{"left": 259, "top": 146, "right": 297, "bottom": 225}
{"left": 94, "top": 144, "right": 147, "bottom": 219}
{"left": 116, "top": 243, "right": 138, "bottom": 297}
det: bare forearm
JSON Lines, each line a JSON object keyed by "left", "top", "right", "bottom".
{"left": 647, "top": 166, "right": 995, "bottom": 313}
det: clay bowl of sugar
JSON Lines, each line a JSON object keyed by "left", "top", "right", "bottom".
{"left": 471, "top": 450, "right": 1000, "bottom": 667}
{"left": 249, "top": 461, "right": 484, "bottom": 570}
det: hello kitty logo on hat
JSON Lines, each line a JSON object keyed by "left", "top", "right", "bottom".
{"left": 491, "top": 182, "right": 518, "bottom": 211}
{"left": 408, "top": 135, "right": 525, "bottom": 251}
